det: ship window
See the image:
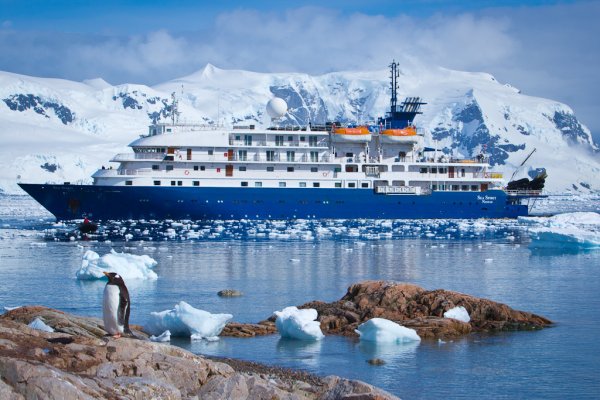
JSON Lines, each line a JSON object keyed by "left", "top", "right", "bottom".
{"left": 255, "top": 182, "right": 262, "bottom": 187}
{"left": 193, "top": 181, "right": 200, "bottom": 186}
{"left": 461, "top": 185, "right": 469, "bottom": 191}
{"left": 432, "top": 184, "right": 437, "bottom": 191}
{"left": 345, "top": 165, "right": 358, "bottom": 172}
{"left": 286, "top": 151, "right": 295, "bottom": 162}
{"left": 348, "top": 183, "right": 356, "bottom": 188}
{"left": 279, "top": 182, "right": 286, "bottom": 187}
{"left": 239, "top": 166, "right": 246, "bottom": 171}
{"left": 201, "top": 166, "right": 205, "bottom": 171}
{"left": 235, "top": 135, "right": 241, "bottom": 140}
{"left": 334, "top": 167, "right": 341, "bottom": 173}
{"left": 309, "top": 136, "right": 318, "bottom": 146}
{"left": 361, "top": 182, "right": 369, "bottom": 188}
{"left": 311, "top": 167, "right": 318, "bottom": 172}
{"left": 345, "top": 153, "right": 353, "bottom": 158}
{"left": 166, "top": 165, "right": 174, "bottom": 171}
{"left": 267, "top": 166, "right": 274, "bottom": 172}
{"left": 152, "top": 165, "right": 159, "bottom": 171}
{"left": 299, "top": 182, "right": 306, "bottom": 187}
{"left": 288, "top": 136, "right": 293, "bottom": 142}
{"left": 335, "top": 182, "right": 342, "bottom": 188}
{"left": 241, "top": 181, "right": 248, "bottom": 187}
{"left": 166, "top": 128, "right": 172, "bottom": 132}
{"left": 461, "top": 168, "right": 466, "bottom": 177}
{"left": 310, "top": 152, "right": 319, "bottom": 162}
{"left": 439, "top": 167, "right": 447, "bottom": 173}
{"left": 178, "top": 181, "right": 182, "bottom": 186}
{"left": 153, "top": 181, "right": 161, "bottom": 186}
{"left": 471, "top": 185, "right": 479, "bottom": 191}
{"left": 287, "top": 167, "right": 294, "bottom": 172}
{"left": 420, "top": 167, "right": 428, "bottom": 174}
{"left": 313, "top": 182, "right": 320, "bottom": 188}
{"left": 431, "top": 167, "right": 437, "bottom": 173}
{"left": 238, "top": 150, "right": 247, "bottom": 161}
{"left": 244, "top": 135, "right": 252, "bottom": 145}
{"left": 300, "top": 136, "right": 305, "bottom": 142}
{"left": 275, "top": 136, "right": 284, "bottom": 146}
{"left": 170, "top": 181, "right": 176, "bottom": 186}
{"left": 266, "top": 150, "right": 275, "bottom": 161}
{"left": 208, "top": 150, "right": 213, "bottom": 155}
{"left": 452, "top": 185, "right": 459, "bottom": 191}
{"left": 194, "top": 165, "right": 199, "bottom": 171}
{"left": 125, "top": 180, "right": 133, "bottom": 186}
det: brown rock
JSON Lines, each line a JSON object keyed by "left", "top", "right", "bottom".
{"left": 0, "top": 306, "right": 399, "bottom": 399}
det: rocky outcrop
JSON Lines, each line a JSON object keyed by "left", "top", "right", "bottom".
{"left": 300, "top": 281, "right": 552, "bottom": 339}
{"left": 0, "top": 306, "right": 398, "bottom": 400}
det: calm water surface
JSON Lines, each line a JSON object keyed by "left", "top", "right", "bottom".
{"left": 1, "top": 196, "right": 599, "bottom": 399}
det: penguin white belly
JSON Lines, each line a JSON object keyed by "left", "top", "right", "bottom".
{"left": 103, "top": 285, "right": 123, "bottom": 334}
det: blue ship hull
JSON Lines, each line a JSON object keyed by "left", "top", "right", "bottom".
{"left": 19, "top": 183, "right": 528, "bottom": 220}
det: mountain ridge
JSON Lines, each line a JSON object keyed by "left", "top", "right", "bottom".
{"left": 0, "top": 64, "right": 597, "bottom": 195}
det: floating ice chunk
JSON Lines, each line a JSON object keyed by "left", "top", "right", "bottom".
{"left": 76, "top": 250, "right": 158, "bottom": 280}
{"left": 149, "top": 330, "right": 171, "bottom": 342}
{"left": 3, "top": 306, "right": 21, "bottom": 312}
{"left": 146, "top": 301, "right": 232, "bottom": 340}
{"left": 444, "top": 306, "right": 471, "bottom": 323}
{"left": 355, "top": 318, "right": 420, "bottom": 343}
{"left": 274, "top": 306, "right": 324, "bottom": 341}
{"left": 521, "top": 212, "right": 600, "bottom": 249}
{"left": 28, "top": 317, "right": 54, "bottom": 332}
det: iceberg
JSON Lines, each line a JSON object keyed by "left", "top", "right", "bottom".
{"left": 149, "top": 330, "right": 171, "bottom": 342}
{"left": 76, "top": 249, "right": 158, "bottom": 280}
{"left": 520, "top": 212, "right": 600, "bottom": 249}
{"left": 28, "top": 317, "right": 54, "bottom": 332}
{"left": 355, "top": 318, "right": 421, "bottom": 344}
{"left": 146, "top": 301, "right": 232, "bottom": 340}
{"left": 444, "top": 306, "right": 471, "bottom": 323}
{"left": 274, "top": 306, "right": 324, "bottom": 341}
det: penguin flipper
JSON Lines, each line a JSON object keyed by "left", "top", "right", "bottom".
{"left": 118, "top": 293, "right": 130, "bottom": 330}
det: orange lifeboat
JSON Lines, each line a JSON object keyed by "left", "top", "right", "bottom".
{"left": 380, "top": 126, "right": 419, "bottom": 144}
{"left": 332, "top": 126, "right": 372, "bottom": 143}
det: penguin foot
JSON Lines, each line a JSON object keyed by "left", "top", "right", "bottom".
{"left": 112, "top": 333, "right": 122, "bottom": 339}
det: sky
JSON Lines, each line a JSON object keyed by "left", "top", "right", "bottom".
{"left": 1, "top": 0, "right": 599, "bottom": 143}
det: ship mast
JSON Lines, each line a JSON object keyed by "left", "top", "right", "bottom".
{"left": 390, "top": 60, "right": 399, "bottom": 114}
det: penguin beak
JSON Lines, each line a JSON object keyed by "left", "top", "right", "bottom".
{"left": 103, "top": 271, "right": 110, "bottom": 278}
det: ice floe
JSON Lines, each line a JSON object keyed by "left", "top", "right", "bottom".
{"left": 274, "top": 306, "right": 324, "bottom": 341}
{"left": 355, "top": 318, "right": 421, "bottom": 344}
{"left": 76, "top": 250, "right": 158, "bottom": 280}
{"left": 444, "top": 306, "right": 471, "bottom": 323}
{"left": 520, "top": 212, "right": 600, "bottom": 249}
{"left": 146, "top": 301, "right": 232, "bottom": 340}
{"left": 149, "top": 330, "right": 171, "bottom": 342}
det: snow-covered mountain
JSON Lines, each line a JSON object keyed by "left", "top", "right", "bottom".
{"left": 0, "top": 63, "right": 598, "bottom": 194}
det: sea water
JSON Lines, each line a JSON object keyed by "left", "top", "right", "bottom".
{"left": 1, "top": 195, "right": 599, "bottom": 399}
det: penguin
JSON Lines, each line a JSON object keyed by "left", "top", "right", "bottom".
{"left": 102, "top": 271, "right": 132, "bottom": 338}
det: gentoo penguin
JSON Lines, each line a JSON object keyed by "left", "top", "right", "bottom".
{"left": 102, "top": 271, "right": 132, "bottom": 338}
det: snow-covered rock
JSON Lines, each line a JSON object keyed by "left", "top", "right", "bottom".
{"left": 444, "top": 306, "right": 471, "bottom": 323}
{"left": 274, "top": 306, "right": 324, "bottom": 341}
{"left": 355, "top": 318, "right": 421, "bottom": 344}
{"left": 146, "top": 301, "right": 232, "bottom": 340}
{"left": 1, "top": 64, "right": 598, "bottom": 195}
{"left": 76, "top": 249, "right": 158, "bottom": 280}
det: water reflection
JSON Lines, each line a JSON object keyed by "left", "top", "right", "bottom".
{"left": 275, "top": 337, "right": 323, "bottom": 368}
{"left": 358, "top": 340, "right": 420, "bottom": 363}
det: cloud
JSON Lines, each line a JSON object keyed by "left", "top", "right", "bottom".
{"left": 0, "top": 2, "right": 598, "bottom": 141}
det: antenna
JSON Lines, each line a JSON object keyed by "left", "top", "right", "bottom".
{"left": 170, "top": 92, "right": 180, "bottom": 125}
{"left": 390, "top": 60, "right": 399, "bottom": 114}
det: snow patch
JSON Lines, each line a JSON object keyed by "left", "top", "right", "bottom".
{"left": 444, "top": 306, "right": 471, "bottom": 323}
{"left": 28, "top": 317, "right": 54, "bottom": 332}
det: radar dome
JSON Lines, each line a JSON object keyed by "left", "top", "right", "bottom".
{"left": 266, "top": 97, "right": 287, "bottom": 119}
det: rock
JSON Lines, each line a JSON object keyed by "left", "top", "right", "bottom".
{"left": 217, "top": 289, "right": 244, "bottom": 297}
{"left": 0, "top": 306, "right": 399, "bottom": 399}
{"left": 220, "top": 321, "right": 277, "bottom": 337}
{"left": 367, "top": 358, "right": 385, "bottom": 366}
{"left": 296, "top": 281, "right": 551, "bottom": 339}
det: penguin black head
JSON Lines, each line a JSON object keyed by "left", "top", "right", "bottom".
{"left": 103, "top": 271, "right": 126, "bottom": 286}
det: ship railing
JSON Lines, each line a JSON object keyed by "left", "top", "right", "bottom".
{"left": 112, "top": 153, "right": 165, "bottom": 161}
{"left": 229, "top": 140, "right": 329, "bottom": 148}
{"left": 505, "top": 190, "right": 544, "bottom": 197}
{"left": 375, "top": 186, "right": 419, "bottom": 195}
{"left": 472, "top": 172, "right": 503, "bottom": 179}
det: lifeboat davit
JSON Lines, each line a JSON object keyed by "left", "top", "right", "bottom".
{"left": 380, "top": 127, "right": 419, "bottom": 144}
{"left": 331, "top": 126, "right": 372, "bottom": 143}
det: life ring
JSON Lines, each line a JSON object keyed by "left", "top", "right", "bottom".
{"left": 184, "top": 170, "right": 190, "bottom": 175}
{"left": 322, "top": 172, "right": 329, "bottom": 177}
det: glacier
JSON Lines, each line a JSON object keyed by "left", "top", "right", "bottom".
{"left": 0, "top": 64, "right": 598, "bottom": 194}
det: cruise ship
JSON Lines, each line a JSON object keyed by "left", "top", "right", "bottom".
{"left": 19, "top": 62, "right": 545, "bottom": 221}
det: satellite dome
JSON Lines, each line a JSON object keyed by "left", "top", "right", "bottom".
{"left": 266, "top": 97, "right": 287, "bottom": 119}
